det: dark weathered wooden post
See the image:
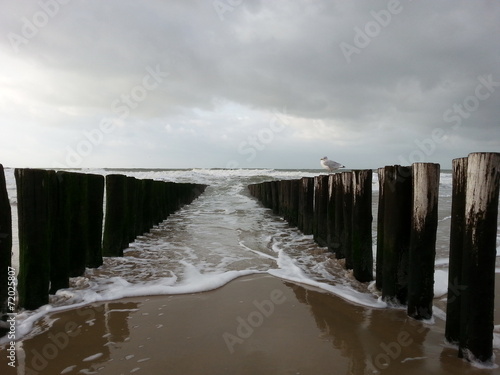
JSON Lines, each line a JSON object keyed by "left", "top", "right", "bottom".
{"left": 332, "top": 173, "right": 344, "bottom": 258}
{"left": 459, "top": 152, "right": 500, "bottom": 363}
{"left": 141, "top": 179, "right": 154, "bottom": 233}
{"left": 279, "top": 180, "right": 288, "bottom": 219}
{"left": 134, "top": 178, "right": 144, "bottom": 238}
{"left": 375, "top": 167, "right": 385, "bottom": 290}
{"left": 313, "top": 175, "right": 329, "bottom": 247}
{"left": 407, "top": 163, "right": 440, "bottom": 320}
{"left": 68, "top": 172, "right": 89, "bottom": 277}
{"left": 298, "top": 177, "right": 314, "bottom": 235}
{"left": 270, "top": 181, "right": 279, "bottom": 214}
{"left": 445, "top": 157, "right": 468, "bottom": 344}
{"left": 15, "top": 169, "right": 56, "bottom": 310}
{"left": 102, "top": 174, "right": 128, "bottom": 257}
{"left": 0, "top": 165, "right": 12, "bottom": 314}
{"left": 50, "top": 171, "right": 68, "bottom": 293}
{"left": 288, "top": 179, "right": 299, "bottom": 227}
{"left": 86, "top": 173, "right": 105, "bottom": 268}
{"left": 326, "top": 174, "right": 337, "bottom": 253}
{"left": 126, "top": 177, "right": 137, "bottom": 243}
{"left": 351, "top": 170, "right": 373, "bottom": 282}
{"left": 341, "top": 172, "right": 353, "bottom": 269}
{"left": 381, "top": 165, "right": 412, "bottom": 305}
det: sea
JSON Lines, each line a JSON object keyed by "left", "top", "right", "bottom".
{"left": 1, "top": 167, "right": 500, "bottom": 344}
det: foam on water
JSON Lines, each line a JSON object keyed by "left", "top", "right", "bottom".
{"left": 1, "top": 167, "right": 498, "bottom": 345}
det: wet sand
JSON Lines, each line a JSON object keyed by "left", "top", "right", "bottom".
{"left": 1, "top": 274, "right": 499, "bottom": 375}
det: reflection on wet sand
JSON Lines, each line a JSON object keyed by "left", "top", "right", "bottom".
{"left": 13, "top": 302, "right": 139, "bottom": 375}
{"left": 1, "top": 275, "right": 498, "bottom": 375}
{"left": 285, "top": 281, "right": 430, "bottom": 374}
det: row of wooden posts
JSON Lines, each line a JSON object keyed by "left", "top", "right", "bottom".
{"left": 248, "top": 152, "right": 500, "bottom": 365}
{"left": 0, "top": 166, "right": 207, "bottom": 313}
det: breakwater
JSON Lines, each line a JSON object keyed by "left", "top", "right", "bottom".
{"left": 248, "top": 152, "right": 500, "bottom": 364}
{"left": 0, "top": 167, "right": 207, "bottom": 313}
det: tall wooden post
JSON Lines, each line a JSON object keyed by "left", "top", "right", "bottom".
{"left": 332, "top": 173, "right": 344, "bottom": 259}
{"left": 141, "top": 179, "right": 153, "bottom": 234}
{"left": 459, "top": 152, "right": 500, "bottom": 363}
{"left": 313, "top": 175, "right": 329, "bottom": 247}
{"left": 326, "top": 174, "right": 337, "bottom": 253}
{"left": 407, "top": 163, "right": 440, "bottom": 320}
{"left": 67, "top": 172, "right": 89, "bottom": 277}
{"left": 445, "top": 157, "right": 468, "bottom": 343}
{"left": 0, "top": 165, "right": 12, "bottom": 314}
{"left": 15, "top": 169, "right": 56, "bottom": 310}
{"left": 288, "top": 179, "right": 299, "bottom": 227}
{"left": 381, "top": 165, "right": 412, "bottom": 305}
{"left": 375, "top": 167, "right": 385, "bottom": 290}
{"left": 351, "top": 170, "right": 373, "bottom": 282}
{"left": 102, "top": 174, "right": 128, "bottom": 257}
{"left": 298, "top": 177, "right": 314, "bottom": 235}
{"left": 341, "top": 172, "right": 353, "bottom": 269}
{"left": 86, "top": 173, "right": 105, "bottom": 268}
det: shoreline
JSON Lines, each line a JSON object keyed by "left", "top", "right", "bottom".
{"left": 1, "top": 274, "right": 499, "bottom": 375}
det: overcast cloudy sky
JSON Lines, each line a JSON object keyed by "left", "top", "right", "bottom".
{"left": 1, "top": 0, "right": 499, "bottom": 169}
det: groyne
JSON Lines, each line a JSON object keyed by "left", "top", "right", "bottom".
{"left": 1, "top": 168, "right": 207, "bottom": 312}
{"left": 248, "top": 152, "right": 500, "bottom": 364}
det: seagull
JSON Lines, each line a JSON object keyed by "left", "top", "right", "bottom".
{"left": 320, "top": 156, "right": 344, "bottom": 172}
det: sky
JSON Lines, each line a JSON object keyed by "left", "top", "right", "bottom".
{"left": 1, "top": 0, "right": 499, "bottom": 170}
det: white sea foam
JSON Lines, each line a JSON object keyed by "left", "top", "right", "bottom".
{"left": 0, "top": 168, "right": 496, "bottom": 346}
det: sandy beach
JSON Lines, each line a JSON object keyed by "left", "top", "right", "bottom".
{"left": 1, "top": 274, "right": 499, "bottom": 375}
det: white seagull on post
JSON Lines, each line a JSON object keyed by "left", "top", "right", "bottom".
{"left": 320, "top": 156, "right": 344, "bottom": 172}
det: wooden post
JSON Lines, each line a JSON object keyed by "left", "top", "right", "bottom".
{"left": 407, "top": 163, "right": 440, "bottom": 320}
{"left": 15, "top": 169, "right": 55, "bottom": 310}
{"left": 381, "top": 165, "right": 412, "bottom": 305}
{"left": 279, "top": 180, "right": 288, "bottom": 219}
{"left": 341, "top": 172, "right": 354, "bottom": 269}
{"left": 459, "top": 152, "right": 500, "bottom": 363}
{"left": 102, "top": 174, "right": 128, "bottom": 257}
{"left": 298, "top": 177, "right": 314, "bottom": 235}
{"left": 0, "top": 165, "right": 12, "bottom": 314}
{"left": 50, "top": 171, "right": 68, "bottom": 293}
{"left": 68, "top": 172, "right": 89, "bottom": 277}
{"left": 134, "top": 178, "right": 144, "bottom": 237}
{"left": 351, "top": 170, "right": 373, "bottom": 282}
{"left": 326, "top": 174, "right": 336, "bottom": 252}
{"left": 445, "top": 157, "right": 468, "bottom": 344}
{"left": 126, "top": 177, "right": 137, "bottom": 242}
{"left": 86, "top": 173, "right": 105, "bottom": 268}
{"left": 375, "top": 167, "right": 385, "bottom": 290}
{"left": 332, "top": 173, "right": 344, "bottom": 259}
{"left": 288, "top": 179, "right": 299, "bottom": 227}
{"left": 141, "top": 179, "right": 154, "bottom": 233}
{"left": 271, "top": 181, "right": 279, "bottom": 214}
{"left": 313, "top": 175, "right": 329, "bottom": 247}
